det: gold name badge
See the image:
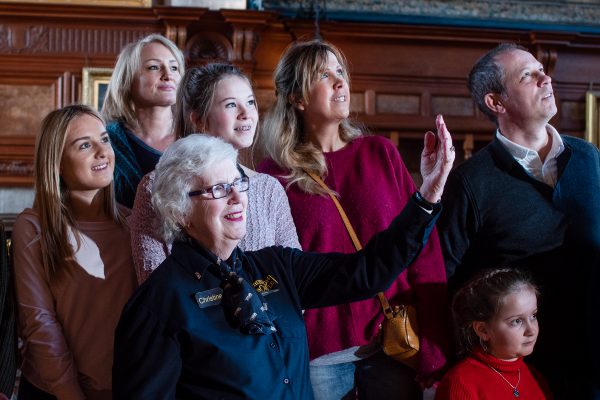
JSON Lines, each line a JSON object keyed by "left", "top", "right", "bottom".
{"left": 195, "top": 287, "right": 223, "bottom": 308}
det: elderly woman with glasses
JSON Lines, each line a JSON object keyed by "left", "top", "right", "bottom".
{"left": 113, "top": 128, "right": 455, "bottom": 399}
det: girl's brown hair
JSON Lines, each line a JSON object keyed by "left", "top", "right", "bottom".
{"left": 452, "top": 267, "right": 539, "bottom": 357}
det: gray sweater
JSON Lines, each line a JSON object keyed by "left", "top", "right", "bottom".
{"left": 129, "top": 171, "right": 301, "bottom": 284}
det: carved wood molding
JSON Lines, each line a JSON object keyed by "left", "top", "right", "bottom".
{"left": 0, "top": 136, "right": 35, "bottom": 186}
{"left": 0, "top": 24, "right": 47, "bottom": 53}
{"left": 186, "top": 31, "right": 233, "bottom": 64}
{"left": 0, "top": 0, "right": 151, "bottom": 7}
{"left": 0, "top": 160, "right": 34, "bottom": 178}
{"left": 153, "top": 6, "right": 207, "bottom": 48}
{"left": 0, "top": 3, "right": 158, "bottom": 22}
{"left": 0, "top": 4, "right": 277, "bottom": 63}
{"left": 535, "top": 46, "right": 558, "bottom": 76}
{"left": 0, "top": 23, "right": 156, "bottom": 54}
{"left": 219, "top": 10, "right": 276, "bottom": 63}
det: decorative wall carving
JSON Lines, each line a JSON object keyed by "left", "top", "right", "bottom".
{"left": 536, "top": 46, "right": 558, "bottom": 76}
{"left": 0, "top": 25, "right": 8, "bottom": 52}
{"left": 0, "top": 24, "right": 153, "bottom": 54}
{"left": 186, "top": 31, "right": 233, "bottom": 63}
{"left": 0, "top": 161, "right": 33, "bottom": 177}
{"left": 0, "top": 2, "right": 600, "bottom": 186}
{"left": 0, "top": 136, "right": 36, "bottom": 186}
{"left": 0, "top": 24, "right": 48, "bottom": 53}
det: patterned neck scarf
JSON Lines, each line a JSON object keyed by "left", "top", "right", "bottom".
{"left": 209, "top": 248, "right": 277, "bottom": 336}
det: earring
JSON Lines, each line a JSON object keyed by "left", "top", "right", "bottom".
{"left": 479, "top": 336, "right": 488, "bottom": 352}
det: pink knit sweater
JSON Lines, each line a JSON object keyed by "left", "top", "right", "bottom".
{"left": 258, "top": 135, "right": 449, "bottom": 378}
{"left": 129, "top": 171, "right": 301, "bottom": 283}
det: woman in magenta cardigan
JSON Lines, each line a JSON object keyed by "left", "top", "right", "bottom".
{"left": 258, "top": 39, "right": 449, "bottom": 399}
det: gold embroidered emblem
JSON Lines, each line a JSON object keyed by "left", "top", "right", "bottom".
{"left": 253, "top": 275, "right": 278, "bottom": 293}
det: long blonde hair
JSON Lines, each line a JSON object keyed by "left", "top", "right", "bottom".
{"left": 102, "top": 34, "right": 185, "bottom": 129}
{"left": 260, "top": 39, "right": 362, "bottom": 195}
{"left": 34, "top": 105, "right": 122, "bottom": 281}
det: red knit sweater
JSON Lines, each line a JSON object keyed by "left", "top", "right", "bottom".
{"left": 258, "top": 135, "right": 449, "bottom": 377}
{"left": 435, "top": 347, "right": 553, "bottom": 399}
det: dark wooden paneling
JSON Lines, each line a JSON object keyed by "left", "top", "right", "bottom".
{"left": 1, "top": 3, "right": 600, "bottom": 185}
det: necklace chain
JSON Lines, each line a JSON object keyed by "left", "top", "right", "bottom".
{"left": 487, "top": 364, "right": 521, "bottom": 398}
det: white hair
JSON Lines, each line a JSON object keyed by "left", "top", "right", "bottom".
{"left": 152, "top": 134, "right": 238, "bottom": 243}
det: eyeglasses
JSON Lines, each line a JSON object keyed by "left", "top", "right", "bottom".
{"left": 188, "top": 176, "right": 250, "bottom": 200}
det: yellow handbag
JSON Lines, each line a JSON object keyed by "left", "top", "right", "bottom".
{"left": 377, "top": 292, "right": 419, "bottom": 362}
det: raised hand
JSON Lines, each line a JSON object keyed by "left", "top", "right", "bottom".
{"left": 419, "top": 114, "right": 455, "bottom": 204}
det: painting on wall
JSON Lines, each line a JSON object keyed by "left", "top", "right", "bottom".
{"left": 586, "top": 91, "right": 600, "bottom": 149}
{"left": 0, "top": 0, "right": 151, "bottom": 6}
{"left": 162, "top": 0, "right": 246, "bottom": 8}
{"left": 82, "top": 67, "right": 113, "bottom": 113}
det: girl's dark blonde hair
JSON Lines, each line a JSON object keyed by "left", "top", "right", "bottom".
{"left": 260, "top": 39, "right": 362, "bottom": 195}
{"left": 452, "top": 267, "right": 539, "bottom": 357}
{"left": 173, "top": 63, "right": 250, "bottom": 140}
{"left": 34, "top": 104, "right": 122, "bottom": 281}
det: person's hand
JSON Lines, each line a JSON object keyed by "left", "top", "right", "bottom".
{"left": 419, "top": 114, "right": 455, "bottom": 203}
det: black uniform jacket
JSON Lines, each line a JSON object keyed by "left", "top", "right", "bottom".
{"left": 113, "top": 197, "right": 439, "bottom": 400}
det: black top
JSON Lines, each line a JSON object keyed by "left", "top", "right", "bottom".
{"left": 125, "top": 129, "right": 162, "bottom": 176}
{"left": 113, "top": 197, "right": 439, "bottom": 400}
{"left": 438, "top": 134, "right": 600, "bottom": 394}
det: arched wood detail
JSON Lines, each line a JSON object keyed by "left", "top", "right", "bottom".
{"left": 185, "top": 31, "right": 233, "bottom": 65}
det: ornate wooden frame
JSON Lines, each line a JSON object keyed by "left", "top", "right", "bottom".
{"left": 81, "top": 67, "right": 113, "bottom": 112}
{"left": 586, "top": 91, "right": 600, "bottom": 148}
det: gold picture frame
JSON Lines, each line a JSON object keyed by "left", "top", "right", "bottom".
{"left": 0, "top": 0, "right": 151, "bottom": 6}
{"left": 585, "top": 91, "right": 600, "bottom": 148}
{"left": 82, "top": 67, "right": 113, "bottom": 112}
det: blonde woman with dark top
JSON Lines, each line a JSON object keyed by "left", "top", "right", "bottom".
{"left": 103, "top": 34, "right": 184, "bottom": 208}
{"left": 12, "top": 105, "right": 137, "bottom": 400}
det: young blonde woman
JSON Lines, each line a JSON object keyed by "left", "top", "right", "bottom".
{"left": 103, "top": 34, "right": 184, "bottom": 208}
{"left": 258, "top": 40, "right": 450, "bottom": 399}
{"left": 12, "top": 105, "right": 137, "bottom": 399}
{"left": 129, "top": 63, "right": 300, "bottom": 283}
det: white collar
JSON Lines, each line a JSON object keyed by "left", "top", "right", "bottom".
{"left": 496, "top": 124, "right": 564, "bottom": 163}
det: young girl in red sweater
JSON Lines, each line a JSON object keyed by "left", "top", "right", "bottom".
{"left": 436, "top": 268, "right": 553, "bottom": 399}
